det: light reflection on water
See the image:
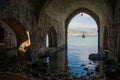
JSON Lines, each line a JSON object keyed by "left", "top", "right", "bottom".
{"left": 67, "top": 46, "right": 98, "bottom": 77}
{"left": 1, "top": 37, "right": 98, "bottom": 77}
{"left": 67, "top": 36, "right": 98, "bottom": 77}
{"left": 38, "top": 36, "right": 98, "bottom": 77}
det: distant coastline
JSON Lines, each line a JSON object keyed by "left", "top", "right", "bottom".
{"left": 68, "top": 32, "right": 97, "bottom": 37}
{"left": 68, "top": 35, "right": 97, "bottom": 37}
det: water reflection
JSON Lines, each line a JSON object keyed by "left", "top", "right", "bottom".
{"left": 49, "top": 49, "right": 67, "bottom": 72}
{"left": 37, "top": 48, "right": 97, "bottom": 77}
{"left": 0, "top": 47, "right": 97, "bottom": 77}
{"left": 38, "top": 49, "right": 67, "bottom": 74}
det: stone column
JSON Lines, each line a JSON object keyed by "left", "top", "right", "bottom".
{"left": 109, "top": 24, "right": 118, "bottom": 60}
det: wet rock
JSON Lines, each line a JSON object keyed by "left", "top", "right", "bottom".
{"left": 86, "top": 72, "right": 90, "bottom": 76}
{"left": 89, "top": 62, "right": 92, "bottom": 65}
{"left": 83, "top": 66, "right": 88, "bottom": 71}
{"left": 90, "top": 71, "right": 94, "bottom": 75}
{"left": 89, "top": 53, "right": 106, "bottom": 61}
{"left": 95, "top": 65, "right": 100, "bottom": 72}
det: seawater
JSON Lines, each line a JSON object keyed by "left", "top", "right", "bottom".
{"left": 67, "top": 36, "right": 98, "bottom": 77}
{"left": 39, "top": 36, "right": 98, "bottom": 77}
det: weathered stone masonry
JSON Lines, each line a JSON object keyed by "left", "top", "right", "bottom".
{"left": 0, "top": 0, "right": 120, "bottom": 79}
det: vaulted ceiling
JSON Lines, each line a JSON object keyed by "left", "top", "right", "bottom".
{"left": 106, "top": 0, "right": 118, "bottom": 13}
{"left": 28, "top": 0, "right": 51, "bottom": 17}
{"left": 46, "top": 0, "right": 112, "bottom": 23}
{"left": 28, "top": 0, "right": 118, "bottom": 23}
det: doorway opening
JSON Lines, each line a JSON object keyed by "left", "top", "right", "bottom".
{"left": 67, "top": 12, "right": 98, "bottom": 77}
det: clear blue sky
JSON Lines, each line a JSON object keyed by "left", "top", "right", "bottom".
{"left": 68, "top": 13, "right": 98, "bottom": 32}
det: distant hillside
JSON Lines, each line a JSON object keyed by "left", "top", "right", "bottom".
{"left": 68, "top": 29, "right": 97, "bottom": 37}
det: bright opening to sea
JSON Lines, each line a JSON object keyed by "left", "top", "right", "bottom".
{"left": 67, "top": 13, "right": 98, "bottom": 77}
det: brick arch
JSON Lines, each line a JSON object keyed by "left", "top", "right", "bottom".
{"left": 48, "top": 27, "right": 57, "bottom": 47}
{"left": 65, "top": 8, "right": 100, "bottom": 50}
{"left": 1, "top": 18, "right": 28, "bottom": 46}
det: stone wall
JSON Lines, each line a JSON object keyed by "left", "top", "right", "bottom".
{"left": 38, "top": 12, "right": 66, "bottom": 51}
{"left": 0, "top": 0, "right": 38, "bottom": 55}
{"left": 0, "top": 0, "right": 120, "bottom": 62}
{"left": 114, "top": 0, "right": 120, "bottom": 61}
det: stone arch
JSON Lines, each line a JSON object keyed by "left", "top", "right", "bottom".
{"left": 47, "top": 27, "right": 57, "bottom": 47}
{"left": 0, "top": 18, "right": 30, "bottom": 53}
{"left": 65, "top": 8, "right": 100, "bottom": 50}
{"left": 65, "top": 8, "right": 99, "bottom": 29}
{"left": 0, "top": 21, "right": 17, "bottom": 48}
{"left": 1, "top": 18, "right": 28, "bottom": 46}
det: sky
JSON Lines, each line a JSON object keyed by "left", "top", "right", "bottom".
{"left": 68, "top": 13, "right": 98, "bottom": 32}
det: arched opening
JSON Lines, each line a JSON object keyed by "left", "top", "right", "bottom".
{"left": 0, "top": 21, "right": 17, "bottom": 56}
{"left": 48, "top": 27, "right": 57, "bottom": 47}
{"left": 46, "top": 34, "right": 49, "bottom": 47}
{"left": 65, "top": 8, "right": 100, "bottom": 50}
{"left": 2, "top": 18, "right": 28, "bottom": 46}
{"left": 0, "top": 21, "right": 17, "bottom": 48}
{"left": 65, "top": 8, "right": 99, "bottom": 76}
{"left": 0, "top": 18, "right": 30, "bottom": 53}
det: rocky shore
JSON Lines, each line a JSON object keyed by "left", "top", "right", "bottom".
{"left": 0, "top": 71, "right": 105, "bottom": 80}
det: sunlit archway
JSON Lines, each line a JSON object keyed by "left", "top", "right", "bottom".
{"left": 65, "top": 8, "right": 99, "bottom": 76}
{"left": 67, "top": 12, "right": 98, "bottom": 59}
{"left": 65, "top": 8, "right": 100, "bottom": 50}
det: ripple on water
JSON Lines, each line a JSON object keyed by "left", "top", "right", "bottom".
{"left": 67, "top": 36, "right": 98, "bottom": 77}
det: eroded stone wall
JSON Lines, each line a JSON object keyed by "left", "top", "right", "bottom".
{"left": 0, "top": 0, "right": 120, "bottom": 68}
{"left": 114, "top": 0, "right": 120, "bottom": 61}
{"left": 38, "top": 12, "right": 66, "bottom": 50}
{"left": 0, "top": 0, "right": 38, "bottom": 55}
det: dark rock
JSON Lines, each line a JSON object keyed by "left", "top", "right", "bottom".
{"left": 86, "top": 72, "right": 91, "bottom": 76}
{"left": 83, "top": 67, "right": 88, "bottom": 71}
{"left": 89, "top": 53, "right": 106, "bottom": 61}
{"left": 81, "top": 64, "right": 86, "bottom": 67}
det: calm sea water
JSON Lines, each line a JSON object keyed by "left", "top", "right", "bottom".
{"left": 39, "top": 36, "right": 98, "bottom": 77}
{"left": 67, "top": 36, "right": 98, "bottom": 77}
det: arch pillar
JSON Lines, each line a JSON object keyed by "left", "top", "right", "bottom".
{"left": 109, "top": 24, "right": 119, "bottom": 60}
{"left": 103, "top": 26, "right": 109, "bottom": 53}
